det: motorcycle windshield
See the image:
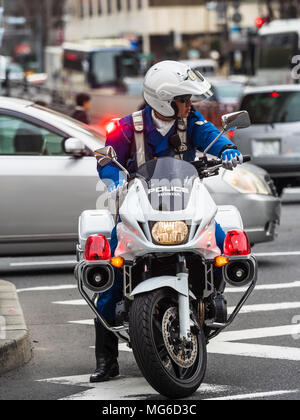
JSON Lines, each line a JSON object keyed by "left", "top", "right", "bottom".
{"left": 136, "top": 157, "right": 198, "bottom": 212}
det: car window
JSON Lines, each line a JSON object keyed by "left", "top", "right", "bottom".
{"left": 215, "top": 83, "right": 243, "bottom": 100}
{"left": 240, "top": 91, "right": 300, "bottom": 124}
{"left": 0, "top": 115, "right": 66, "bottom": 156}
{"left": 259, "top": 33, "right": 298, "bottom": 69}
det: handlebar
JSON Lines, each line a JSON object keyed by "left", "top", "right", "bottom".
{"left": 191, "top": 154, "right": 252, "bottom": 179}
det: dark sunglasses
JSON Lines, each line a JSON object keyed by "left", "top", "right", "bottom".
{"left": 174, "top": 94, "right": 192, "bottom": 104}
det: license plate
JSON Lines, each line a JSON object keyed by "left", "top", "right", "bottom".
{"left": 252, "top": 139, "right": 281, "bottom": 157}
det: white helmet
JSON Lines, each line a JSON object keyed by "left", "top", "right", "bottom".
{"left": 143, "top": 60, "right": 212, "bottom": 118}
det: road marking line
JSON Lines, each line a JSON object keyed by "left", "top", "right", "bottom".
{"left": 54, "top": 299, "right": 85, "bottom": 306}
{"left": 216, "top": 324, "right": 300, "bottom": 342}
{"left": 208, "top": 342, "right": 300, "bottom": 361}
{"left": 17, "top": 285, "right": 77, "bottom": 293}
{"left": 226, "top": 281, "right": 300, "bottom": 293}
{"left": 284, "top": 188, "right": 300, "bottom": 194}
{"left": 70, "top": 321, "right": 300, "bottom": 340}
{"left": 10, "top": 260, "right": 76, "bottom": 267}
{"left": 204, "top": 390, "right": 299, "bottom": 401}
{"left": 16, "top": 280, "right": 300, "bottom": 295}
{"left": 228, "top": 301, "right": 300, "bottom": 314}
{"left": 255, "top": 251, "right": 300, "bottom": 257}
{"left": 38, "top": 374, "right": 231, "bottom": 400}
{"left": 60, "top": 299, "right": 300, "bottom": 316}
{"left": 69, "top": 319, "right": 94, "bottom": 326}
{"left": 7, "top": 250, "right": 300, "bottom": 269}
{"left": 90, "top": 343, "right": 132, "bottom": 353}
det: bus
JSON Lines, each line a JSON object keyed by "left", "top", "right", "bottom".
{"left": 45, "top": 38, "right": 141, "bottom": 97}
{"left": 255, "top": 19, "right": 300, "bottom": 85}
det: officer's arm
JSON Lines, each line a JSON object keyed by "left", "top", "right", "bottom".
{"left": 190, "top": 110, "right": 237, "bottom": 157}
{"left": 97, "top": 121, "right": 132, "bottom": 188}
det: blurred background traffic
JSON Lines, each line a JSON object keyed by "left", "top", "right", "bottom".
{"left": 0, "top": 1, "right": 299, "bottom": 123}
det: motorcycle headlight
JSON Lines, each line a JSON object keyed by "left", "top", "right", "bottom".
{"left": 151, "top": 221, "right": 189, "bottom": 245}
{"left": 223, "top": 167, "right": 270, "bottom": 195}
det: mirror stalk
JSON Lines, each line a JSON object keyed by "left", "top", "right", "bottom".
{"left": 112, "top": 158, "right": 130, "bottom": 179}
{"left": 203, "top": 129, "right": 225, "bottom": 156}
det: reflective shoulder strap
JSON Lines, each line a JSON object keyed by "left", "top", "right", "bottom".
{"left": 132, "top": 110, "right": 146, "bottom": 168}
{"left": 175, "top": 118, "right": 188, "bottom": 159}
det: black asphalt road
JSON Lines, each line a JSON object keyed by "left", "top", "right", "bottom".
{"left": 0, "top": 199, "right": 300, "bottom": 400}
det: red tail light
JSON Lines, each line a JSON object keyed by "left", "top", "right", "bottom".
{"left": 84, "top": 235, "right": 111, "bottom": 261}
{"left": 224, "top": 230, "right": 251, "bottom": 256}
{"left": 105, "top": 118, "right": 120, "bottom": 134}
{"left": 106, "top": 121, "right": 116, "bottom": 134}
{"left": 228, "top": 130, "right": 235, "bottom": 141}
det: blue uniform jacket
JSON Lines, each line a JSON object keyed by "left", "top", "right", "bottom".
{"left": 98, "top": 105, "right": 236, "bottom": 186}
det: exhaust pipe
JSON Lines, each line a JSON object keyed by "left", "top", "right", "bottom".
{"left": 82, "top": 263, "right": 114, "bottom": 293}
{"left": 223, "top": 256, "right": 257, "bottom": 288}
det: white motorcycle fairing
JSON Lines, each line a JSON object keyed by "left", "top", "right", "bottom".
{"left": 115, "top": 177, "right": 223, "bottom": 261}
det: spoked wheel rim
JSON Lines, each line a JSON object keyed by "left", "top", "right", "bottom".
{"left": 151, "top": 293, "right": 203, "bottom": 383}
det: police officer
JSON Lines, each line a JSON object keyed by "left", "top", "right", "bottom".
{"left": 90, "top": 61, "right": 243, "bottom": 383}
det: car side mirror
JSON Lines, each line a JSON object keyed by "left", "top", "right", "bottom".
{"left": 64, "top": 138, "right": 86, "bottom": 157}
{"left": 222, "top": 111, "right": 251, "bottom": 131}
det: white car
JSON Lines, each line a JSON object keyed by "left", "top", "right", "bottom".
{"left": 0, "top": 97, "right": 280, "bottom": 256}
{"left": 235, "top": 85, "right": 300, "bottom": 195}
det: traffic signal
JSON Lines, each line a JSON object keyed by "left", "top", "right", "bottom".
{"left": 255, "top": 17, "right": 264, "bottom": 29}
{"left": 255, "top": 16, "right": 271, "bottom": 29}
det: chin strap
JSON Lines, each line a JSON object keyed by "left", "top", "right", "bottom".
{"left": 171, "top": 101, "right": 179, "bottom": 119}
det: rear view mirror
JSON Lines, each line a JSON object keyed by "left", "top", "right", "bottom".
{"left": 222, "top": 111, "right": 251, "bottom": 131}
{"left": 94, "top": 146, "right": 117, "bottom": 167}
{"left": 94, "top": 145, "right": 130, "bottom": 178}
{"left": 64, "top": 138, "right": 86, "bottom": 157}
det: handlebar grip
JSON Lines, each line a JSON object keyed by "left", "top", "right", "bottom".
{"left": 243, "top": 155, "right": 251, "bottom": 163}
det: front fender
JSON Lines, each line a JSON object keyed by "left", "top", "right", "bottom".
{"left": 130, "top": 274, "right": 196, "bottom": 299}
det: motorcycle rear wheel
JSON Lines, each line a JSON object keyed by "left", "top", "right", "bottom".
{"left": 129, "top": 288, "right": 207, "bottom": 399}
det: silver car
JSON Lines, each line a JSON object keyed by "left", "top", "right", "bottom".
{"left": 0, "top": 97, "right": 280, "bottom": 256}
{"left": 235, "top": 85, "right": 300, "bottom": 195}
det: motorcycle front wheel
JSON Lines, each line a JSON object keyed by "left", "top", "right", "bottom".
{"left": 129, "top": 288, "right": 207, "bottom": 399}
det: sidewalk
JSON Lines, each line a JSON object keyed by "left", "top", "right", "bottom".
{"left": 0, "top": 280, "right": 31, "bottom": 374}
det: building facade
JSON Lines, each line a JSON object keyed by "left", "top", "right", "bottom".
{"left": 65, "top": 0, "right": 267, "bottom": 61}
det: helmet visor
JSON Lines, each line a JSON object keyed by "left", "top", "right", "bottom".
{"left": 156, "top": 68, "right": 212, "bottom": 101}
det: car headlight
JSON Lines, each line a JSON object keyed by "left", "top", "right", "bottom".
{"left": 151, "top": 221, "right": 189, "bottom": 245}
{"left": 223, "top": 167, "right": 270, "bottom": 195}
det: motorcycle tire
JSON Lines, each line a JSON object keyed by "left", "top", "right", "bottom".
{"left": 129, "top": 288, "right": 207, "bottom": 399}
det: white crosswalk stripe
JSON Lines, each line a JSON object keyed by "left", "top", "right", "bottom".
{"left": 57, "top": 298, "right": 300, "bottom": 315}
{"left": 45, "top": 276, "right": 300, "bottom": 399}
{"left": 38, "top": 375, "right": 234, "bottom": 400}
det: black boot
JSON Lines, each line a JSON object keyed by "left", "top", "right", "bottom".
{"left": 90, "top": 319, "right": 119, "bottom": 383}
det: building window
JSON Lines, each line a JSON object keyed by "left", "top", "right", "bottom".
{"left": 89, "top": 0, "right": 93, "bottom": 17}
{"left": 98, "top": 0, "right": 102, "bottom": 15}
{"left": 107, "top": 0, "right": 112, "bottom": 14}
{"left": 79, "top": 0, "right": 84, "bottom": 19}
{"left": 127, "top": 0, "right": 131, "bottom": 11}
{"left": 137, "top": 0, "right": 142, "bottom": 9}
{"left": 117, "top": 0, "right": 122, "bottom": 12}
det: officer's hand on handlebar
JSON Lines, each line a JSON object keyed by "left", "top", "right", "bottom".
{"left": 221, "top": 149, "right": 243, "bottom": 171}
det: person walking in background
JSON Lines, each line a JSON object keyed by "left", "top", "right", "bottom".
{"left": 72, "top": 93, "right": 91, "bottom": 124}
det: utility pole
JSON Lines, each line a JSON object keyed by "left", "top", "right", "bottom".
{"left": 0, "top": 0, "right": 4, "bottom": 48}
{"left": 46, "top": 0, "right": 53, "bottom": 46}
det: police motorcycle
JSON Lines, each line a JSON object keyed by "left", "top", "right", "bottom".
{"left": 75, "top": 111, "right": 258, "bottom": 399}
